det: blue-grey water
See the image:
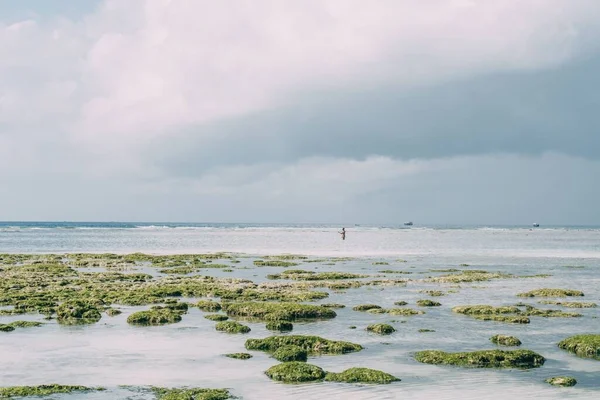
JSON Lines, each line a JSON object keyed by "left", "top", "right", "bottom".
{"left": 0, "top": 223, "right": 598, "bottom": 399}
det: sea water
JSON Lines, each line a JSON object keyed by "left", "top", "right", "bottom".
{"left": 0, "top": 223, "right": 598, "bottom": 399}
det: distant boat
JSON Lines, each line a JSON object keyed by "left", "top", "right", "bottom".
{"left": 532, "top": 223, "right": 540, "bottom": 227}
{"left": 404, "top": 221, "right": 413, "bottom": 226}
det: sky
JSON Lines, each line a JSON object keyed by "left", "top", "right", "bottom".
{"left": 1, "top": 0, "right": 599, "bottom": 225}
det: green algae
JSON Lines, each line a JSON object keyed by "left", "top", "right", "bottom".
{"left": 224, "top": 353, "right": 252, "bottom": 360}
{"left": 254, "top": 260, "right": 298, "bottom": 267}
{"left": 223, "top": 302, "right": 336, "bottom": 321}
{"left": 196, "top": 300, "right": 222, "bottom": 312}
{"left": 270, "top": 271, "right": 367, "bottom": 281}
{"left": 378, "top": 270, "right": 412, "bottom": 274}
{"left": 0, "top": 324, "right": 15, "bottom": 332}
{"left": 0, "top": 385, "right": 102, "bottom": 398}
{"left": 56, "top": 300, "right": 102, "bottom": 325}
{"left": 372, "top": 262, "right": 389, "bottom": 265}
{"left": 367, "top": 308, "right": 388, "bottom": 314}
{"left": 452, "top": 305, "right": 521, "bottom": 315}
{"left": 152, "top": 387, "right": 233, "bottom": 400}
{"left": 420, "top": 290, "right": 445, "bottom": 296}
{"left": 324, "top": 368, "right": 399, "bottom": 384}
{"left": 204, "top": 314, "right": 229, "bottom": 321}
{"left": 517, "top": 288, "right": 584, "bottom": 298}
{"left": 538, "top": 301, "right": 597, "bottom": 308}
{"left": 416, "top": 299, "right": 441, "bottom": 307}
{"left": 366, "top": 323, "right": 396, "bottom": 335}
{"left": 105, "top": 308, "right": 122, "bottom": 316}
{"left": 265, "top": 362, "right": 325, "bottom": 383}
{"left": 7, "top": 321, "right": 43, "bottom": 328}
{"left": 557, "top": 334, "right": 600, "bottom": 360}
{"left": 414, "top": 349, "right": 545, "bottom": 369}
{"left": 127, "top": 309, "right": 182, "bottom": 326}
{"left": 474, "top": 315, "right": 530, "bottom": 324}
{"left": 246, "top": 335, "right": 363, "bottom": 355}
{"left": 320, "top": 303, "right": 345, "bottom": 308}
{"left": 159, "top": 266, "right": 200, "bottom": 275}
{"left": 215, "top": 321, "right": 250, "bottom": 334}
{"left": 490, "top": 335, "right": 522, "bottom": 346}
{"left": 394, "top": 301, "right": 408, "bottom": 306}
{"left": 545, "top": 376, "right": 577, "bottom": 387}
{"left": 387, "top": 308, "right": 424, "bottom": 316}
{"left": 521, "top": 306, "right": 582, "bottom": 318}
{"left": 272, "top": 345, "right": 308, "bottom": 362}
{"left": 429, "top": 271, "right": 513, "bottom": 283}
{"left": 352, "top": 304, "right": 382, "bottom": 312}
{"left": 266, "top": 321, "right": 293, "bottom": 332}
{"left": 419, "top": 329, "right": 435, "bottom": 333}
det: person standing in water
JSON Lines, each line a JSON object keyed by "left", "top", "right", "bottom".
{"left": 339, "top": 227, "right": 346, "bottom": 240}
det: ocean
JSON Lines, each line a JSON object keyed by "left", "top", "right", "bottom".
{"left": 0, "top": 222, "right": 598, "bottom": 399}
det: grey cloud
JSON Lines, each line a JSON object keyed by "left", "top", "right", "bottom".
{"left": 152, "top": 51, "right": 600, "bottom": 179}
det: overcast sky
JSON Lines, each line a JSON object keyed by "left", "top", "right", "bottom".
{"left": 1, "top": 0, "right": 599, "bottom": 225}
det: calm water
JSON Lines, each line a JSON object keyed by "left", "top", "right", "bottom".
{"left": 0, "top": 223, "right": 599, "bottom": 399}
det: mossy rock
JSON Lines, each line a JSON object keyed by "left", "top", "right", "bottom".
{"left": 324, "top": 367, "right": 399, "bottom": 384}
{"left": 545, "top": 376, "right": 577, "bottom": 387}
{"left": 538, "top": 301, "right": 596, "bottom": 308}
{"left": 414, "top": 349, "right": 545, "bottom": 369}
{"left": 0, "top": 385, "right": 101, "bottom": 398}
{"left": 367, "top": 308, "right": 387, "bottom": 314}
{"left": 366, "top": 324, "right": 396, "bottom": 335}
{"left": 321, "top": 303, "right": 345, "bottom": 308}
{"left": 56, "top": 300, "right": 102, "bottom": 325}
{"left": 517, "top": 289, "right": 584, "bottom": 298}
{"left": 421, "top": 290, "right": 445, "bottom": 296}
{"left": 522, "top": 306, "right": 581, "bottom": 318}
{"left": 127, "top": 309, "right": 182, "bottom": 326}
{"left": 387, "top": 308, "right": 424, "bottom": 316}
{"left": 105, "top": 308, "right": 122, "bottom": 317}
{"left": 7, "top": 321, "right": 43, "bottom": 328}
{"left": 419, "top": 329, "right": 435, "bottom": 333}
{"left": 246, "top": 335, "right": 362, "bottom": 355}
{"left": 197, "top": 300, "right": 222, "bottom": 312}
{"left": 352, "top": 304, "right": 382, "bottom": 312}
{"left": 266, "top": 321, "right": 293, "bottom": 332}
{"left": 254, "top": 260, "right": 298, "bottom": 267}
{"left": 225, "top": 353, "right": 252, "bottom": 360}
{"left": 215, "top": 321, "right": 251, "bottom": 334}
{"left": 265, "top": 362, "right": 325, "bottom": 383}
{"left": 557, "top": 334, "right": 600, "bottom": 360}
{"left": 417, "top": 300, "right": 441, "bottom": 307}
{"left": 490, "top": 335, "right": 522, "bottom": 347}
{"left": 452, "top": 305, "right": 521, "bottom": 315}
{"left": 205, "top": 314, "right": 229, "bottom": 322}
{"left": 273, "top": 345, "right": 308, "bottom": 362}
{"left": 473, "top": 315, "right": 530, "bottom": 324}
{"left": 223, "top": 302, "right": 335, "bottom": 321}
{"left": 152, "top": 387, "right": 233, "bottom": 400}
{"left": 394, "top": 301, "right": 408, "bottom": 306}
{"left": 0, "top": 324, "right": 15, "bottom": 332}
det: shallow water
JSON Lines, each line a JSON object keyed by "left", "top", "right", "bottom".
{"left": 0, "top": 225, "right": 599, "bottom": 399}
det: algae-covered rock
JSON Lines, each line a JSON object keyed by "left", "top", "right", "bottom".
{"left": 105, "top": 308, "right": 122, "bottom": 317}
{"left": 417, "top": 300, "right": 441, "bottom": 307}
{"left": 0, "top": 324, "right": 15, "bottom": 332}
{"left": 545, "top": 376, "right": 577, "bottom": 387}
{"left": 420, "top": 290, "right": 445, "bottom": 297}
{"left": 419, "top": 329, "right": 435, "bottom": 333}
{"left": 0, "top": 385, "right": 101, "bottom": 398}
{"left": 254, "top": 260, "right": 298, "bottom": 267}
{"left": 321, "top": 303, "right": 345, "bottom": 308}
{"left": 197, "top": 300, "right": 222, "bottom": 312}
{"left": 473, "top": 315, "right": 530, "bottom": 324}
{"left": 245, "top": 335, "right": 362, "bottom": 355}
{"left": 272, "top": 345, "right": 308, "bottom": 362}
{"left": 414, "top": 349, "right": 545, "bottom": 369}
{"left": 366, "top": 308, "right": 387, "bottom": 314}
{"left": 387, "top": 308, "right": 424, "bottom": 316}
{"left": 429, "top": 271, "right": 513, "bottom": 283}
{"left": 127, "top": 309, "right": 182, "bottom": 326}
{"left": 452, "top": 305, "right": 521, "bottom": 315}
{"left": 352, "top": 304, "right": 382, "bottom": 312}
{"left": 325, "top": 367, "right": 399, "bottom": 384}
{"left": 223, "top": 302, "right": 335, "bottom": 321}
{"left": 490, "top": 335, "right": 522, "bottom": 346}
{"left": 366, "top": 324, "right": 396, "bottom": 335}
{"left": 266, "top": 321, "right": 293, "bottom": 332}
{"left": 215, "top": 321, "right": 251, "bottom": 334}
{"left": 56, "top": 300, "right": 102, "bottom": 325}
{"left": 394, "top": 301, "right": 408, "bottom": 306}
{"left": 225, "top": 353, "right": 252, "bottom": 360}
{"left": 204, "top": 314, "right": 229, "bottom": 322}
{"left": 557, "top": 334, "right": 600, "bottom": 360}
{"left": 522, "top": 306, "right": 581, "bottom": 318}
{"left": 265, "top": 362, "right": 325, "bottom": 383}
{"left": 7, "top": 321, "right": 43, "bottom": 328}
{"left": 539, "top": 301, "right": 597, "bottom": 308}
{"left": 152, "top": 387, "right": 233, "bottom": 400}
{"left": 517, "top": 289, "right": 584, "bottom": 298}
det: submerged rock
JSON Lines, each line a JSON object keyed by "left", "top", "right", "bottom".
{"left": 196, "top": 300, "right": 222, "bottom": 312}
{"left": 273, "top": 345, "right": 308, "bottom": 362}
{"left": 366, "top": 324, "right": 396, "bottom": 335}
{"left": 490, "top": 335, "right": 522, "bottom": 346}
{"left": 266, "top": 321, "right": 293, "bottom": 332}
{"left": 127, "top": 309, "right": 182, "bottom": 326}
{"left": 152, "top": 387, "right": 232, "bottom": 400}
{"left": 215, "top": 321, "right": 251, "bottom": 334}
{"left": 105, "top": 308, "right": 122, "bottom": 317}
{"left": 352, "top": 304, "right": 382, "bottom": 312}
{"left": 0, "top": 385, "right": 102, "bottom": 398}
{"left": 223, "top": 302, "right": 335, "bottom": 321}
{"left": 545, "top": 376, "right": 577, "bottom": 387}
{"left": 0, "top": 324, "right": 15, "bottom": 332}
{"left": 204, "top": 314, "right": 229, "bottom": 322}
{"left": 557, "top": 334, "right": 600, "bottom": 360}
{"left": 394, "top": 301, "right": 408, "bottom": 306}
{"left": 325, "top": 367, "right": 399, "bottom": 384}
{"left": 473, "top": 315, "right": 530, "bottom": 324}
{"left": 246, "top": 335, "right": 363, "bottom": 355}
{"left": 387, "top": 308, "right": 424, "bottom": 316}
{"left": 416, "top": 300, "right": 441, "bottom": 307}
{"left": 538, "top": 301, "right": 597, "bottom": 308}
{"left": 224, "top": 353, "right": 252, "bottom": 360}
{"left": 517, "top": 289, "right": 584, "bottom": 298}
{"left": 321, "top": 303, "right": 346, "bottom": 308}
{"left": 414, "top": 349, "right": 545, "bottom": 369}
{"left": 452, "top": 305, "right": 521, "bottom": 315}
{"left": 265, "top": 362, "right": 325, "bottom": 383}
{"left": 7, "top": 321, "right": 43, "bottom": 328}
{"left": 56, "top": 300, "right": 102, "bottom": 325}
